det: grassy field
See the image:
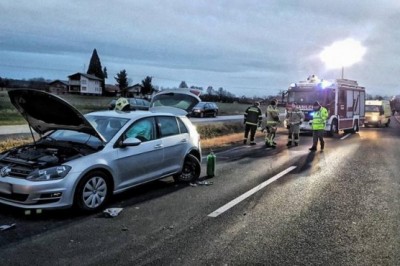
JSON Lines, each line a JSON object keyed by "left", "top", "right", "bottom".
{"left": 0, "top": 90, "right": 250, "bottom": 125}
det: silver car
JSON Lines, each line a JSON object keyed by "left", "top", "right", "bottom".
{"left": 0, "top": 89, "right": 202, "bottom": 212}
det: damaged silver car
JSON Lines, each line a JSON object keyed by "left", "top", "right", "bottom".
{"left": 0, "top": 89, "right": 202, "bottom": 212}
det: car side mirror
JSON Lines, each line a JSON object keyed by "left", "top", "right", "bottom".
{"left": 120, "top": 137, "right": 142, "bottom": 147}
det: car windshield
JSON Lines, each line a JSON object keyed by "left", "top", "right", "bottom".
{"left": 287, "top": 88, "right": 334, "bottom": 107}
{"left": 365, "top": 105, "right": 381, "bottom": 112}
{"left": 86, "top": 115, "right": 129, "bottom": 141}
{"left": 47, "top": 116, "right": 129, "bottom": 144}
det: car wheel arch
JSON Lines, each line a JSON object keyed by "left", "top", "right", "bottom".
{"left": 73, "top": 168, "right": 114, "bottom": 212}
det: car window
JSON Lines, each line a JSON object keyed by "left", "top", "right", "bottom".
{"left": 177, "top": 117, "right": 188, "bottom": 134}
{"left": 129, "top": 99, "right": 137, "bottom": 106}
{"left": 157, "top": 116, "right": 180, "bottom": 137}
{"left": 124, "top": 117, "right": 155, "bottom": 142}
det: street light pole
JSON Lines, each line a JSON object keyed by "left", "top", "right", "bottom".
{"left": 341, "top": 66, "right": 344, "bottom": 79}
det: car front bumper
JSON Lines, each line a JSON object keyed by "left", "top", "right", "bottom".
{"left": 0, "top": 172, "right": 79, "bottom": 210}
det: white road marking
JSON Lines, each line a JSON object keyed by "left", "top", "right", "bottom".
{"left": 208, "top": 166, "right": 297, "bottom": 217}
{"left": 340, "top": 133, "right": 352, "bottom": 140}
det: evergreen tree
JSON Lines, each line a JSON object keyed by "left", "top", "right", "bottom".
{"left": 141, "top": 76, "right": 154, "bottom": 96}
{"left": 179, "top": 81, "right": 188, "bottom": 89}
{"left": 115, "top": 70, "right": 128, "bottom": 96}
{"left": 103, "top": 67, "right": 108, "bottom": 79}
{"left": 87, "top": 48, "right": 105, "bottom": 95}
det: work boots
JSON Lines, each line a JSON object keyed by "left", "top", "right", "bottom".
{"left": 321, "top": 141, "right": 325, "bottom": 151}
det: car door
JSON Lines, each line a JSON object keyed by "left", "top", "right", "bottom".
{"left": 156, "top": 116, "right": 188, "bottom": 175}
{"left": 114, "top": 117, "right": 164, "bottom": 190}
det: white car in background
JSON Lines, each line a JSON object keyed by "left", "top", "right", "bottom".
{"left": 150, "top": 89, "right": 201, "bottom": 116}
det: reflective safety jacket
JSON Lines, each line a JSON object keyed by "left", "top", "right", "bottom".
{"left": 312, "top": 106, "right": 328, "bottom": 130}
{"left": 286, "top": 107, "right": 305, "bottom": 125}
{"left": 266, "top": 105, "right": 280, "bottom": 126}
{"left": 244, "top": 105, "right": 262, "bottom": 126}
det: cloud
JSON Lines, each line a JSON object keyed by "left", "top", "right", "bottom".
{"left": 1, "top": 0, "right": 400, "bottom": 96}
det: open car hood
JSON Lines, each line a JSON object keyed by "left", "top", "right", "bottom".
{"left": 8, "top": 89, "right": 106, "bottom": 142}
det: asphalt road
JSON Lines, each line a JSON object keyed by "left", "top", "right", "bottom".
{"left": 0, "top": 117, "right": 400, "bottom": 265}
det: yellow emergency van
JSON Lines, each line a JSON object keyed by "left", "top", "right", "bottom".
{"left": 364, "top": 100, "right": 391, "bottom": 127}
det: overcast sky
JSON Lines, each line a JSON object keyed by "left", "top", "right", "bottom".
{"left": 1, "top": 0, "right": 400, "bottom": 97}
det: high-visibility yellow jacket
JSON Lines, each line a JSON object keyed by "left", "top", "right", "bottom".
{"left": 266, "top": 105, "right": 280, "bottom": 126}
{"left": 312, "top": 107, "right": 328, "bottom": 130}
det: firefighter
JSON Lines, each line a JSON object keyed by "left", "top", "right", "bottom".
{"left": 243, "top": 101, "right": 262, "bottom": 145}
{"left": 265, "top": 99, "right": 280, "bottom": 148}
{"left": 114, "top": 97, "right": 130, "bottom": 112}
{"left": 286, "top": 102, "right": 305, "bottom": 147}
{"left": 309, "top": 101, "right": 328, "bottom": 151}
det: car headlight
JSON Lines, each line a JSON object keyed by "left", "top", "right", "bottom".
{"left": 27, "top": 166, "right": 71, "bottom": 181}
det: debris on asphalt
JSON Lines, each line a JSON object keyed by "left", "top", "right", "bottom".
{"left": 103, "top": 208, "right": 123, "bottom": 218}
{"left": 190, "top": 180, "right": 214, "bottom": 186}
{"left": 196, "top": 180, "right": 214, "bottom": 186}
{"left": 0, "top": 223, "right": 16, "bottom": 231}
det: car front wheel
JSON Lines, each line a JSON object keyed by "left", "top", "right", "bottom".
{"left": 173, "top": 154, "right": 201, "bottom": 183}
{"left": 75, "top": 171, "right": 111, "bottom": 212}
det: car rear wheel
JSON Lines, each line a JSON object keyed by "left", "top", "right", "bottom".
{"left": 173, "top": 154, "right": 201, "bottom": 183}
{"left": 75, "top": 171, "right": 111, "bottom": 212}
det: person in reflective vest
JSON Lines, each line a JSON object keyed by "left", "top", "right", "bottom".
{"left": 243, "top": 102, "right": 262, "bottom": 145}
{"left": 309, "top": 101, "right": 328, "bottom": 151}
{"left": 286, "top": 102, "right": 305, "bottom": 147}
{"left": 265, "top": 99, "right": 280, "bottom": 148}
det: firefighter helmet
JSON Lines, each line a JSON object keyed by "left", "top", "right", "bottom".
{"left": 115, "top": 97, "right": 130, "bottom": 111}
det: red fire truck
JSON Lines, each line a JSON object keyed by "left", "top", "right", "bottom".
{"left": 285, "top": 75, "right": 366, "bottom": 136}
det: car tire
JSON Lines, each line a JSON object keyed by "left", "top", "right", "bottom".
{"left": 74, "top": 171, "right": 111, "bottom": 212}
{"left": 173, "top": 154, "right": 201, "bottom": 183}
{"left": 213, "top": 111, "right": 217, "bottom": 117}
{"left": 347, "top": 120, "right": 359, "bottom": 133}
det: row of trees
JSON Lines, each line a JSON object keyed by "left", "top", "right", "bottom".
{"left": 114, "top": 69, "right": 155, "bottom": 97}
